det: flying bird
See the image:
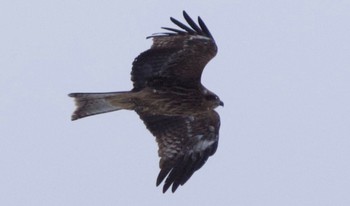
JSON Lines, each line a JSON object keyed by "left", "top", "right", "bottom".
{"left": 69, "top": 11, "right": 223, "bottom": 193}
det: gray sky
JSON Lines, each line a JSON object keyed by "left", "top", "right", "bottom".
{"left": 1, "top": 0, "right": 350, "bottom": 205}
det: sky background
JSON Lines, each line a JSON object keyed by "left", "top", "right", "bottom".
{"left": 1, "top": 0, "right": 350, "bottom": 205}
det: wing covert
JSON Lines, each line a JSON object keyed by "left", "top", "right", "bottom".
{"left": 136, "top": 111, "right": 220, "bottom": 193}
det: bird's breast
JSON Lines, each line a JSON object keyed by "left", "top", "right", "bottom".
{"left": 132, "top": 88, "right": 208, "bottom": 115}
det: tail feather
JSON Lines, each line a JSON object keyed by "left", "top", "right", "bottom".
{"left": 68, "top": 92, "right": 132, "bottom": 120}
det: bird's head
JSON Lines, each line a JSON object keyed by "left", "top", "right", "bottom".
{"left": 204, "top": 93, "right": 224, "bottom": 109}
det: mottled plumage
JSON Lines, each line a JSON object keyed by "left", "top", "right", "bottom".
{"left": 69, "top": 11, "right": 222, "bottom": 193}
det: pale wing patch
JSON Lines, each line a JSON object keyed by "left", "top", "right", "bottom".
{"left": 189, "top": 35, "right": 212, "bottom": 41}
{"left": 192, "top": 130, "right": 217, "bottom": 153}
{"left": 184, "top": 115, "right": 195, "bottom": 138}
{"left": 193, "top": 138, "right": 216, "bottom": 152}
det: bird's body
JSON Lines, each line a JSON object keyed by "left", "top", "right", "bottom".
{"left": 69, "top": 11, "right": 222, "bottom": 193}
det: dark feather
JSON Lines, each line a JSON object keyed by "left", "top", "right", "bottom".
{"left": 170, "top": 17, "right": 196, "bottom": 34}
{"left": 161, "top": 27, "right": 187, "bottom": 34}
{"left": 198, "top": 16, "right": 213, "bottom": 39}
{"left": 147, "top": 10, "right": 214, "bottom": 39}
{"left": 137, "top": 111, "right": 220, "bottom": 193}
{"left": 131, "top": 11, "right": 217, "bottom": 92}
{"left": 183, "top": 11, "right": 203, "bottom": 34}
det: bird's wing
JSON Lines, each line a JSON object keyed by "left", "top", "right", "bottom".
{"left": 131, "top": 11, "right": 217, "bottom": 92}
{"left": 136, "top": 110, "right": 220, "bottom": 193}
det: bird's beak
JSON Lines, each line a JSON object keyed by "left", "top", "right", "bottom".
{"left": 219, "top": 101, "right": 224, "bottom": 107}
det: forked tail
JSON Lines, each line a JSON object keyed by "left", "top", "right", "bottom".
{"left": 68, "top": 92, "right": 134, "bottom": 120}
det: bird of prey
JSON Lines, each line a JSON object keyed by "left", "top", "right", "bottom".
{"left": 69, "top": 11, "right": 223, "bottom": 193}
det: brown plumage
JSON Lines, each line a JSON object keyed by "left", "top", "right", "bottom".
{"left": 69, "top": 11, "right": 223, "bottom": 193}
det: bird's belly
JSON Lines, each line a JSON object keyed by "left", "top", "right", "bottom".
{"left": 133, "top": 91, "right": 206, "bottom": 115}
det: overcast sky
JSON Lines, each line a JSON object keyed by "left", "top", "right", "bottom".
{"left": 1, "top": 0, "right": 350, "bottom": 205}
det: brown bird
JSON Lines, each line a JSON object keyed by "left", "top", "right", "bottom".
{"left": 69, "top": 11, "right": 223, "bottom": 193}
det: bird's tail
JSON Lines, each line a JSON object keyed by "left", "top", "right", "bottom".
{"left": 68, "top": 92, "right": 134, "bottom": 121}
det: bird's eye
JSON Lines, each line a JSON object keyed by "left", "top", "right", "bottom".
{"left": 205, "top": 95, "right": 218, "bottom": 101}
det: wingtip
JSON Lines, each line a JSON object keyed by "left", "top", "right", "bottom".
{"left": 162, "top": 182, "right": 172, "bottom": 193}
{"left": 158, "top": 10, "right": 214, "bottom": 39}
{"left": 182, "top": 10, "right": 192, "bottom": 22}
{"left": 161, "top": 181, "right": 180, "bottom": 193}
{"left": 71, "top": 115, "right": 78, "bottom": 121}
{"left": 171, "top": 183, "right": 180, "bottom": 193}
{"left": 198, "top": 16, "right": 214, "bottom": 39}
{"left": 68, "top": 93, "right": 76, "bottom": 97}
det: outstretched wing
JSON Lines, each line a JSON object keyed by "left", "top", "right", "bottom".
{"left": 137, "top": 111, "right": 220, "bottom": 193}
{"left": 131, "top": 11, "right": 217, "bottom": 92}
